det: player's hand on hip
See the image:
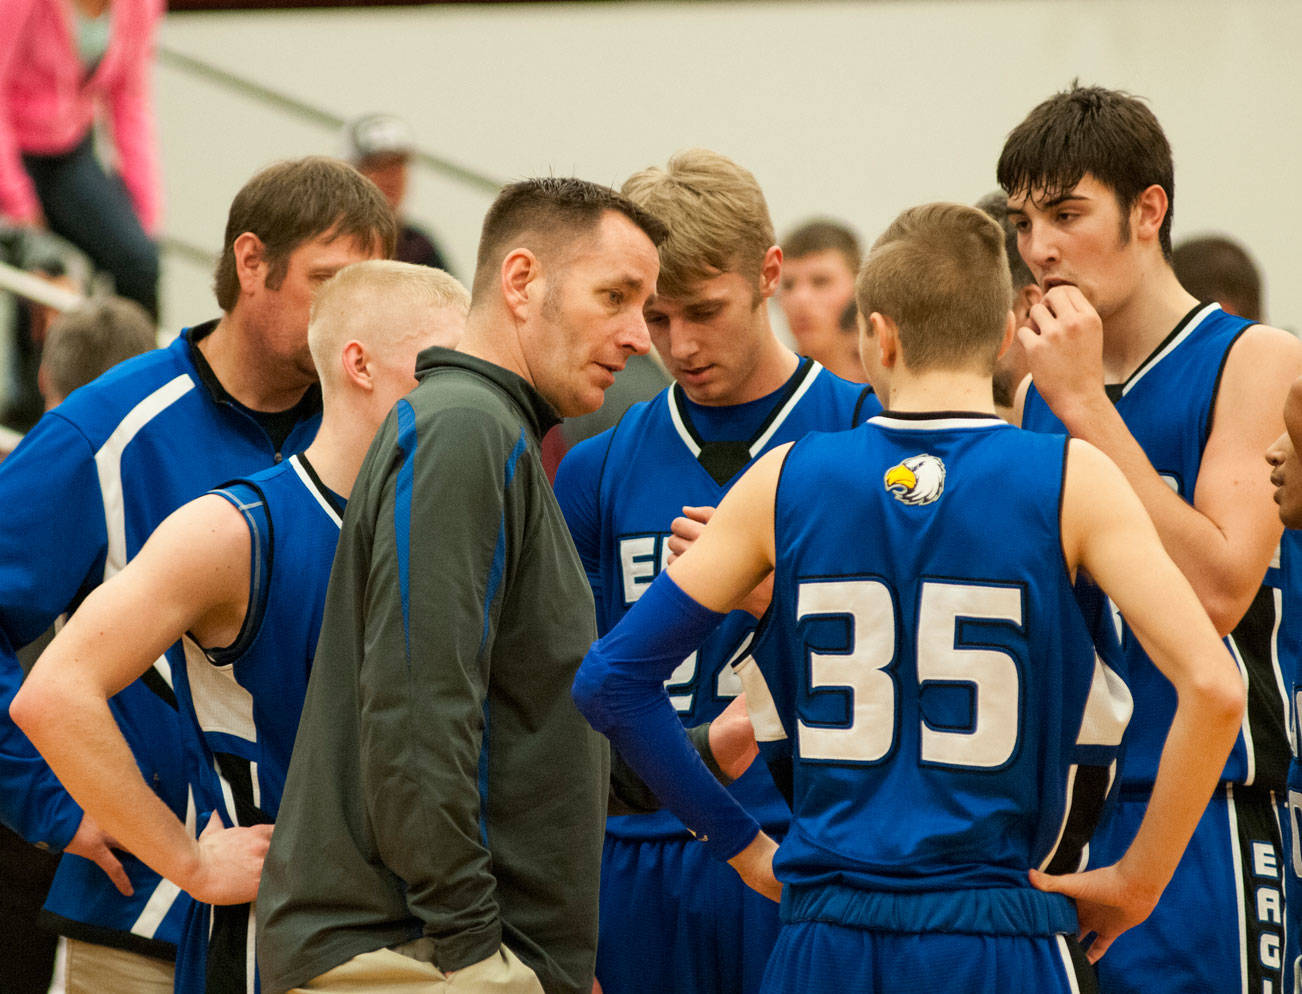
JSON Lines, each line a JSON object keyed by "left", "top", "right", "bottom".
{"left": 189, "top": 812, "right": 274, "bottom": 905}
{"left": 727, "top": 830, "right": 781, "bottom": 903}
{"left": 66, "top": 811, "right": 134, "bottom": 896}
{"left": 1018, "top": 285, "right": 1108, "bottom": 423}
{"left": 1029, "top": 864, "right": 1159, "bottom": 963}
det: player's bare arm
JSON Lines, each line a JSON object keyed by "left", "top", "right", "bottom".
{"left": 10, "top": 495, "right": 271, "bottom": 905}
{"left": 669, "top": 505, "right": 774, "bottom": 620}
{"left": 1020, "top": 285, "right": 1302, "bottom": 633}
{"left": 1030, "top": 439, "right": 1244, "bottom": 961}
{"left": 662, "top": 446, "right": 786, "bottom": 615}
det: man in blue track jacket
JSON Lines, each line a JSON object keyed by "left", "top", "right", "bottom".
{"left": 0, "top": 156, "right": 393, "bottom": 994}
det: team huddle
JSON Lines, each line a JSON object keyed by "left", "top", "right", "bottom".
{"left": 2, "top": 81, "right": 1300, "bottom": 994}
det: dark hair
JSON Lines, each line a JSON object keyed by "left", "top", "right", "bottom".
{"left": 213, "top": 157, "right": 397, "bottom": 311}
{"left": 856, "top": 203, "right": 1011, "bottom": 372}
{"left": 41, "top": 297, "right": 156, "bottom": 403}
{"left": 782, "top": 218, "right": 861, "bottom": 272}
{"left": 974, "top": 191, "right": 1035, "bottom": 290}
{"left": 471, "top": 177, "right": 667, "bottom": 304}
{"left": 1173, "top": 235, "right": 1263, "bottom": 321}
{"left": 997, "top": 83, "right": 1175, "bottom": 259}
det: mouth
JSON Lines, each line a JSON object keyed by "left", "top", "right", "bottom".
{"left": 1042, "top": 277, "right": 1076, "bottom": 291}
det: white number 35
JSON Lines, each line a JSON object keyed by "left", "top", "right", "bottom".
{"left": 797, "top": 579, "right": 1022, "bottom": 769}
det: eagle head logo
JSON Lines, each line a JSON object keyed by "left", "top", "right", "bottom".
{"left": 883, "top": 454, "right": 945, "bottom": 506}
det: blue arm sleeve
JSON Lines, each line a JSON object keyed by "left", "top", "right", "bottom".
{"left": 0, "top": 414, "right": 108, "bottom": 848}
{"left": 573, "top": 572, "right": 760, "bottom": 861}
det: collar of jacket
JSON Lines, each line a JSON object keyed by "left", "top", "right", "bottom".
{"left": 415, "top": 346, "right": 561, "bottom": 441}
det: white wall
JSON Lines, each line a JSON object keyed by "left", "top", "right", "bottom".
{"left": 154, "top": 0, "right": 1302, "bottom": 331}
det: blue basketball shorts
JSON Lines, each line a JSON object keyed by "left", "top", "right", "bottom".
{"left": 1091, "top": 784, "right": 1284, "bottom": 994}
{"left": 759, "top": 918, "right": 1096, "bottom": 994}
{"left": 595, "top": 834, "right": 780, "bottom": 994}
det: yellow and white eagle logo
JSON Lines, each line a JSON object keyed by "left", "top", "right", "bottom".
{"left": 884, "top": 454, "right": 946, "bottom": 506}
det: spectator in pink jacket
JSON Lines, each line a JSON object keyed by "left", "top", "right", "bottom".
{"left": 0, "top": 0, "right": 162, "bottom": 317}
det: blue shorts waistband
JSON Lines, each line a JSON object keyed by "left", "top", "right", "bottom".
{"left": 781, "top": 883, "right": 1078, "bottom": 937}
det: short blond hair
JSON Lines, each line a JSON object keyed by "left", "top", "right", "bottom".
{"left": 308, "top": 260, "right": 468, "bottom": 389}
{"left": 621, "top": 148, "right": 775, "bottom": 299}
{"left": 856, "top": 203, "right": 1012, "bottom": 372}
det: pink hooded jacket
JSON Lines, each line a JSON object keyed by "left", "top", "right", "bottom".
{"left": 0, "top": 0, "right": 163, "bottom": 233}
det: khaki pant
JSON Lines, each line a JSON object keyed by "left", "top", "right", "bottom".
{"left": 64, "top": 937, "right": 174, "bottom": 994}
{"left": 292, "top": 940, "right": 546, "bottom": 993}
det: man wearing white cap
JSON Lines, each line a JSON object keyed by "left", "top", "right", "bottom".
{"left": 344, "top": 112, "right": 452, "bottom": 272}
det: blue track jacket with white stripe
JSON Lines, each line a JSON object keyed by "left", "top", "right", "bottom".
{"left": 0, "top": 321, "right": 320, "bottom": 959}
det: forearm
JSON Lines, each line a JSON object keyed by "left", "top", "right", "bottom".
{"left": 1114, "top": 651, "right": 1244, "bottom": 898}
{"left": 12, "top": 677, "right": 198, "bottom": 885}
{"left": 1060, "top": 397, "right": 1261, "bottom": 630}
{"left": 574, "top": 575, "right": 760, "bottom": 860}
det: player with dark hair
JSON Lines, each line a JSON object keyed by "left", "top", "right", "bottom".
{"left": 256, "top": 176, "right": 664, "bottom": 994}
{"left": 1002, "top": 82, "right": 1302, "bottom": 992}
{"left": 555, "top": 149, "right": 876, "bottom": 994}
{"left": 573, "top": 201, "right": 1243, "bottom": 994}
{"left": 0, "top": 155, "right": 392, "bottom": 994}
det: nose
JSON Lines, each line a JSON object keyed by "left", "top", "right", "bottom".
{"left": 672, "top": 320, "right": 703, "bottom": 363}
{"left": 1266, "top": 433, "right": 1287, "bottom": 467}
{"left": 621, "top": 311, "right": 651, "bottom": 356}
{"left": 1020, "top": 220, "right": 1057, "bottom": 276}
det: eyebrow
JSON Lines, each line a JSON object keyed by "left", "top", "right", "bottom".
{"left": 608, "top": 274, "right": 647, "bottom": 292}
{"left": 1008, "top": 193, "right": 1091, "bottom": 213}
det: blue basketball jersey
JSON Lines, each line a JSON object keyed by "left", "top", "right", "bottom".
{"left": 1022, "top": 303, "right": 1287, "bottom": 791}
{"left": 749, "top": 413, "right": 1130, "bottom": 929}
{"left": 170, "top": 453, "right": 344, "bottom": 994}
{"left": 556, "top": 358, "right": 876, "bottom": 841}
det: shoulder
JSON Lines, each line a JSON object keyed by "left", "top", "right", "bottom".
{"left": 554, "top": 425, "right": 615, "bottom": 497}
{"left": 148, "top": 492, "right": 252, "bottom": 570}
{"left": 1212, "top": 321, "right": 1302, "bottom": 421}
{"left": 53, "top": 337, "right": 197, "bottom": 441}
{"left": 809, "top": 364, "right": 878, "bottom": 420}
{"left": 1224, "top": 321, "right": 1302, "bottom": 366}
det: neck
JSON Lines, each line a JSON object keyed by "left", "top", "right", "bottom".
{"left": 821, "top": 336, "right": 867, "bottom": 383}
{"left": 1099, "top": 258, "right": 1199, "bottom": 382}
{"left": 299, "top": 401, "right": 374, "bottom": 499}
{"left": 457, "top": 309, "right": 530, "bottom": 385}
{"left": 730, "top": 334, "right": 799, "bottom": 405}
{"left": 885, "top": 366, "right": 996, "bottom": 415}
{"left": 199, "top": 313, "right": 316, "bottom": 413}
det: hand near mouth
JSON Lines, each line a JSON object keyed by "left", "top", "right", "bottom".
{"left": 1018, "top": 284, "right": 1108, "bottom": 428}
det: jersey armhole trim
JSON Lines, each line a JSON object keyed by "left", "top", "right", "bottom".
{"left": 206, "top": 481, "right": 273, "bottom": 665}
{"left": 1201, "top": 320, "right": 1258, "bottom": 456}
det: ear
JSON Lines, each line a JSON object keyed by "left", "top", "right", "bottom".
{"left": 340, "top": 340, "right": 371, "bottom": 391}
{"left": 868, "top": 312, "right": 900, "bottom": 369}
{"left": 1016, "top": 283, "right": 1042, "bottom": 323}
{"left": 232, "top": 232, "right": 266, "bottom": 295}
{"left": 1132, "top": 184, "right": 1168, "bottom": 244}
{"left": 995, "top": 310, "right": 1017, "bottom": 360}
{"left": 500, "top": 248, "right": 540, "bottom": 321}
{"left": 758, "top": 245, "right": 783, "bottom": 299}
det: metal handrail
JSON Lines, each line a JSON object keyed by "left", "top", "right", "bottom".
{"left": 0, "top": 260, "right": 84, "bottom": 312}
{"left": 156, "top": 45, "right": 505, "bottom": 195}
